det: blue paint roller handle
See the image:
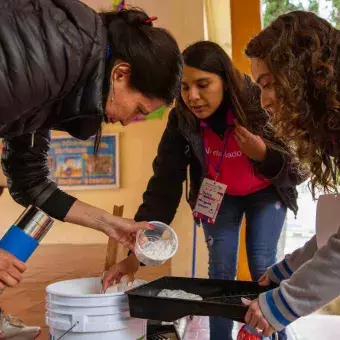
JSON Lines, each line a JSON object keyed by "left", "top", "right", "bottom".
{"left": 0, "top": 225, "right": 39, "bottom": 262}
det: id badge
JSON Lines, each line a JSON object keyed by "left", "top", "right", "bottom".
{"left": 193, "top": 178, "right": 227, "bottom": 224}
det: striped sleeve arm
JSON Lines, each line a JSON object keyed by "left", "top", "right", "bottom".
{"left": 259, "top": 287, "right": 300, "bottom": 331}
{"left": 267, "top": 259, "right": 294, "bottom": 284}
{"left": 259, "top": 228, "right": 340, "bottom": 331}
{"left": 267, "top": 235, "right": 318, "bottom": 284}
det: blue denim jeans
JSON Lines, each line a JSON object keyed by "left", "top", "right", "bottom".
{"left": 202, "top": 186, "right": 287, "bottom": 340}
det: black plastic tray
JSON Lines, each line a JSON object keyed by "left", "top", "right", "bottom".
{"left": 126, "top": 276, "right": 276, "bottom": 323}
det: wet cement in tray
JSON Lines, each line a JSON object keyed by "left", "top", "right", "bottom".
{"left": 157, "top": 289, "right": 259, "bottom": 305}
{"left": 157, "top": 289, "right": 203, "bottom": 301}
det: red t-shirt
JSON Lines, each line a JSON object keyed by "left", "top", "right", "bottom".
{"left": 201, "top": 110, "right": 270, "bottom": 196}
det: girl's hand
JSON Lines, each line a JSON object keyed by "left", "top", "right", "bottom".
{"left": 242, "top": 298, "right": 276, "bottom": 337}
{"left": 102, "top": 253, "right": 140, "bottom": 292}
{"left": 234, "top": 122, "right": 267, "bottom": 161}
{"left": 258, "top": 272, "right": 272, "bottom": 286}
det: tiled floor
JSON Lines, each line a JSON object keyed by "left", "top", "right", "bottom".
{"left": 184, "top": 317, "right": 242, "bottom": 340}
{"left": 184, "top": 316, "right": 210, "bottom": 340}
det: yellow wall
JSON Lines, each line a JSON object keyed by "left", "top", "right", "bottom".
{"left": 230, "top": 0, "right": 262, "bottom": 280}
{"left": 231, "top": 0, "right": 261, "bottom": 73}
{"left": 0, "top": 0, "right": 207, "bottom": 278}
{"left": 204, "top": 0, "right": 232, "bottom": 55}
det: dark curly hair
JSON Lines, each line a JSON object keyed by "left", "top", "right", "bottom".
{"left": 245, "top": 11, "right": 340, "bottom": 196}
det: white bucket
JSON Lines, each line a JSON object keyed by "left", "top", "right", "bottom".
{"left": 46, "top": 277, "right": 147, "bottom": 340}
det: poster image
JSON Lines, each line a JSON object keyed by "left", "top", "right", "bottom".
{"left": 48, "top": 134, "right": 119, "bottom": 190}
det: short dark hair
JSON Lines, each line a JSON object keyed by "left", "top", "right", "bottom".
{"left": 101, "top": 7, "right": 183, "bottom": 105}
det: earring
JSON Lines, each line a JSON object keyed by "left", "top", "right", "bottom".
{"left": 110, "top": 81, "right": 114, "bottom": 102}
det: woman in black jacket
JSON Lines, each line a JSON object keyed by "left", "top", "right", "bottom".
{"left": 0, "top": 1, "right": 182, "bottom": 291}
{"left": 103, "top": 41, "right": 307, "bottom": 340}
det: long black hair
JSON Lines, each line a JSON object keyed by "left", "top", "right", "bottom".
{"left": 177, "top": 41, "right": 265, "bottom": 134}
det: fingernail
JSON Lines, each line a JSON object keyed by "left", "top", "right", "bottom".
{"left": 148, "top": 223, "right": 155, "bottom": 230}
{"left": 241, "top": 297, "right": 251, "bottom": 305}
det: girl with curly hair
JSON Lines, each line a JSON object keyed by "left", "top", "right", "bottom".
{"left": 244, "top": 10, "right": 340, "bottom": 337}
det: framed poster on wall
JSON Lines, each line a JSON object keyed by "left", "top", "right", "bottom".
{"left": 48, "top": 133, "right": 120, "bottom": 190}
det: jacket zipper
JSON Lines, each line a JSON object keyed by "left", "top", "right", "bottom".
{"left": 182, "top": 134, "right": 194, "bottom": 203}
{"left": 31, "top": 131, "right": 35, "bottom": 148}
{"left": 182, "top": 131, "right": 206, "bottom": 174}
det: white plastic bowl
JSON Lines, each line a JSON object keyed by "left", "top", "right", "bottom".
{"left": 134, "top": 221, "right": 178, "bottom": 266}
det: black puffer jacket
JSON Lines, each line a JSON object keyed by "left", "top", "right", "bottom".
{"left": 0, "top": 0, "right": 105, "bottom": 219}
{"left": 135, "top": 82, "right": 308, "bottom": 225}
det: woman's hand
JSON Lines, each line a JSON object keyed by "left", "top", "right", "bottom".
{"left": 258, "top": 272, "right": 272, "bottom": 286}
{"left": 234, "top": 122, "right": 267, "bottom": 161}
{"left": 242, "top": 298, "right": 276, "bottom": 337}
{"left": 102, "top": 253, "right": 140, "bottom": 292}
{"left": 0, "top": 249, "right": 26, "bottom": 290}
{"left": 65, "top": 201, "right": 153, "bottom": 250}
{"left": 101, "top": 216, "right": 151, "bottom": 250}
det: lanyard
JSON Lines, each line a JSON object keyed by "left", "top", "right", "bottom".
{"left": 202, "top": 127, "right": 229, "bottom": 181}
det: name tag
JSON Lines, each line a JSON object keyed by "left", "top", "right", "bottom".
{"left": 193, "top": 178, "right": 227, "bottom": 224}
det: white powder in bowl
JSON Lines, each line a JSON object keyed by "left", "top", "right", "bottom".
{"left": 157, "top": 289, "right": 203, "bottom": 301}
{"left": 141, "top": 239, "right": 175, "bottom": 261}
